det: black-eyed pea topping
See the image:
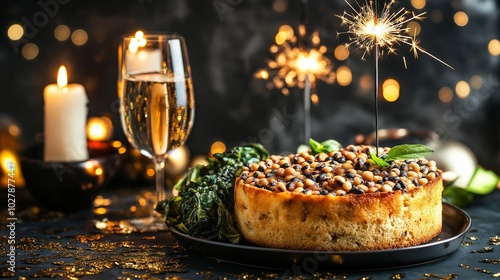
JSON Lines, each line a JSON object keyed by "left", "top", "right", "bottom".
{"left": 241, "top": 145, "right": 442, "bottom": 195}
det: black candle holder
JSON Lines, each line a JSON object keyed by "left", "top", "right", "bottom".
{"left": 20, "top": 141, "right": 124, "bottom": 212}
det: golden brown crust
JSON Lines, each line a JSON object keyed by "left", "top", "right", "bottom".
{"left": 234, "top": 176, "right": 443, "bottom": 251}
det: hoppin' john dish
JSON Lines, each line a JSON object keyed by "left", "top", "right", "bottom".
{"left": 234, "top": 145, "right": 443, "bottom": 251}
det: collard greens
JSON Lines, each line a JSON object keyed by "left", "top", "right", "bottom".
{"left": 157, "top": 144, "right": 269, "bottom": 244}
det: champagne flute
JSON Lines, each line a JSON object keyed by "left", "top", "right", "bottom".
{"left": 118, "top": 33, "right": 194, "bottom": 226}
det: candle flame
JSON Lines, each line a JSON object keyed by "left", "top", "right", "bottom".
{"left": 57, "top": 65, "right": 68, "bottom": 88}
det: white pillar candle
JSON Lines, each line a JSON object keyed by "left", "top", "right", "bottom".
{"left": 44, "top": 66, "right": 89, "bottom": 162}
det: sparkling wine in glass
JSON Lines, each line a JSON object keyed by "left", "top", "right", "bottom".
{"left": 118, "top": 33, "right": 194, "bottom": 226}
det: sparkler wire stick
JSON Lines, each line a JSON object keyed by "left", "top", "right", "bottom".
{"left": 301, "top": 0, "right": 311, "bottom": 144}
{"left": 374, "top": 0, "right": 380, "bottom": 156}
{"left": 374, "top": 44, "right": 380, "bottom": 156}
{"left": 304, "top": 75, "right": 311, "bottom": 144}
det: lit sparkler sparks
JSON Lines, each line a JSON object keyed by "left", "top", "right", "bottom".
{"left": 255, "top": 24, "right": 336, "bottom": 144}
{"left": 336, "top": 0, "right": 453, "bottom": 154}
{"left": 337, "top": 0, "right": 453, "bottom": 69}
{"left": 255, "top": 25, "right": 336, "bottom": 97}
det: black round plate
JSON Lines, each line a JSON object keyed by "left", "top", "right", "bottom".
{"left": 169, "top": 202, "right": 471, "bottom": 271}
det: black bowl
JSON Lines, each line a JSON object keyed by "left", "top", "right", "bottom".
{"left": 20, "top": 142, "right": 123, "bottom": 212}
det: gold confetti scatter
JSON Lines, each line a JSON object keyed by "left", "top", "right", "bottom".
{"left": 309, "top": 272, "right": 348, "bottom": 278}
{"left": 196, "top": 271, "right": 213, "bottom": 277}
{"left": 459, "top": 263, "right": 470, "bottom": 268}
{"left": 263, "top": 273, "right": 281, "bottom": 278}
{"left": 142, "top": 236, "right": 157, "bottom": 240}
{"left": 493, "top": 272, "right": 500, "bottom": 277}
{"left": 490, "top": 236, "right": 500, "bottom": 245}
{"left": 1, "top": 232, "right": 189, "bottom": 278}
{"left": 226, "top": 272, "right": 255, "bottom": 278}
{"left": 480, "top": 259, "right": 500, "bottom": 264}
{"left": 126, "top": 241, "right": 139, "bottom": 248}
{"left": 424, "top": 273, "right": 440, "bottom": 278}
{"left": 391, "top": 273, "right": 405, "bottom": 279}
{"left": 474, "top": 268, "right": 492, "bottom": 274}
{"left": 472, "top": 246, "right": 494, "bottom": 253}
{"left": 0, "top": 271, "right": 14, "bottom": 278}
{"left": 74, "top": 234, "right": 104, "bottom": 243}
{"left": 462, "top": 241, "right": 474, "bottom": 246}
{"left": 469, "top": 236, "right": 480, "bottom": 241}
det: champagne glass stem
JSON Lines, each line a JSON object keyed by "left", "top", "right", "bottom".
{"left": 153, "top": 156, "right": 167, "bottom": 208}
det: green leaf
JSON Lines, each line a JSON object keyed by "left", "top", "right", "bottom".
{"left": 297, "top": 144, "right": 310, "bottom": 154}
{"left": 308, "top": 138, "right": 341, "bottom": 155}
{"left": 466, "top": 165, "right": 499, "bottom": 195}
{"left": 309, "top": 138, "right": 322, "bottom": 154}
{"left": 442, "top": 186, "right": 474, "bottom": 208}
{"left": 163, "top": 144, "right": 269, "bottom": 244}
{"left": 321, "top": 139, "right": 342, "bottom": 152}
{"left": 369, "top": 150, "right": 390, "bottom": 167}
{"left": 384, "top": 144, "right": 434, "bottom": 162}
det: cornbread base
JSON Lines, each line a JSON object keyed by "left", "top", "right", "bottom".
{"left": 234, "top": 177, "right": 443, "bottom": 251}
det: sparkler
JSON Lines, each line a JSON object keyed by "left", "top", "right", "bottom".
{"left": 255, "top": 27, "right": 335, "bottom": 143}
{"left": 255, "top": 29, "right": 335, "bottom": 95}
{"left": 336, "top": 0, "right": 453, "bottom": 154}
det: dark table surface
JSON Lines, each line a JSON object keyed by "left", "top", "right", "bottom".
{"left": 2, "top": 187, "right": 499, "bottom": 280}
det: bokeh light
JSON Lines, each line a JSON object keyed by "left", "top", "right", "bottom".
{"left": 21, "top": 43, "right": 39, "bottom": 60}
{"left": 383, "top": 85, "right": 400, "bottom": 102}
{"left": 382, "top": 78, "right": 400, "bottom": 102}
{"left": 146, "top": 168, "right": 155, "bottom": 177}
{"left": 334, "top": 45, "right": 350, "bottom": 61}
{"left": 311, "top": 93, "right": 319, "bottom": 105}
{"left": 279, "top": 25, "right": 294, "bottom": 39}
{"left": 71, "top": 29, "right": 88, "bottom": 46}
{"left": 86, "top": 116, "right": 113, "bottom": 141}
{"left": 210, "top": 141, "right": 226, "bottom": 156}
{"left": 455, "top": 81, "right": 470, "bottom": 99}
{"left": 275, "top": 31, "right": 287, "bottom": 45}
{"left": 54, "top": 25, "right": 71, "bottom": 41}
{"left": 470, "top": 75, "right": 483, "bottom": 90}
{"left": 407, "top": 21, "right": 421, "bottom": 36}
{"left": 358, "top": 74, "right": 373, "bottom": 93}
{"left": 382, "top": 78, "right": 400, "bottom": 90}
{"left": 336, "top": 66, "right": 352, "bottom": 86}
{"left": 454, "top": 11, "right": 469, "bottom": 27}
{"left": 7, "top": 24, "right": 23, "bottom": 40}
{"left": 438, "top": 87, "right": 453, "bottom": 103}
{"left": 272, "top": 0, "right": 288, "bottom": 12}
{"left": 411, "top": 0, "right": 426, "bottom": 10}
{"left": 488, "top": 39, "right": 500, "bottom": 56}
{"left": 8, "top": 125, "right": 20, "bottom": 137}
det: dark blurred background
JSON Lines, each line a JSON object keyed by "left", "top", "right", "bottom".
{"left": 1, "top": 0, "right": 499, "bottom": 172}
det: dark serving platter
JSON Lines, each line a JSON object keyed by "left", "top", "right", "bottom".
{"left": 169, "top": 202, "right": 471, "bottom": 271}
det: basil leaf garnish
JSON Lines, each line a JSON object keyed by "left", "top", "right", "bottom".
{"left": 308, "top": 138, "right": 342, "bottom": 155}
{"left": 369, "top": 144, "right": 434, "bottom": 167}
